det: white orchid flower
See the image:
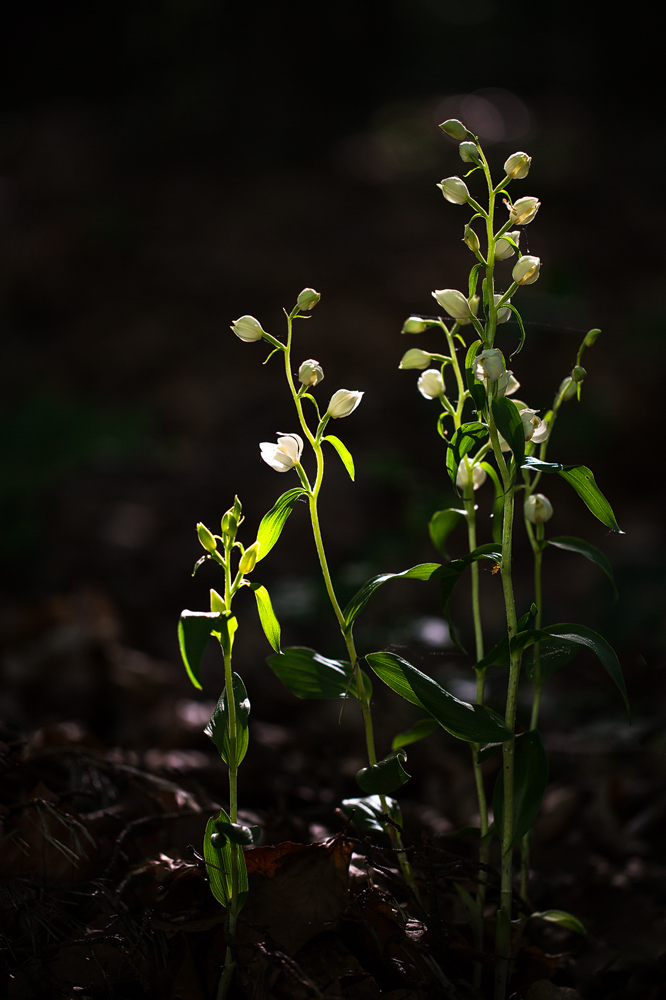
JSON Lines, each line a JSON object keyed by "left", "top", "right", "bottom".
{"left": 260, "top": 433, "right": 304, "bottom": 472}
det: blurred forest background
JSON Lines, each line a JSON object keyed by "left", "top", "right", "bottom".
{"left": 1, "top": 0, "right": 664, "bottom": 743}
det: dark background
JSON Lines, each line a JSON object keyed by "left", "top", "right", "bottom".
{"left": 1, "top": 0, "right": 663, "bottom": 738}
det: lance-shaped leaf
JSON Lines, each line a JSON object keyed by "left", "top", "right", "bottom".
{"left": 474, "top": 605, "right": 538, "bottom": 672}
{"left": 521, "top": 458, "right": 622, "bottom": 534}
{"left": 391, "top": 717, "right": 438, "bottom": 750}
{"left": 267, "top": 646, "right": 356, "bottom": 700}
{"left": 365, "top": 651, "right": 513, "bottom": 743}
{"left": 203, "top": 808, "right": 248, "bottom": 909}
{"left": 249, "top": 582, "right": 281, "bottom": 651}
{"left": 429, "top": 508, "right": 465, "bottom": 555}
{"left": 178, "top": 610, "right": 231, "bottom": 690}
{"left": 255, "top": 488, "right": 308, "bottom": 561}
{"left": 204, "top": 672, "right": 250, "bottom": 768}
{"left": 511, "top": 623, "right": 628, "bottom": 715}
{"left": 342, "top": 563, "right": 441, "bottom": 630}
{"left": 339, "top": 795, "right": 402, "bottom": 835}
{"left": 546, "top": 535, "right": 617, "bottom": 601}
{"left": 445, "top": 422, "right": 487, "bottom": 489}
{"left": 323, "top": 435, "right": 355, "bottom": 481}
{"left": 492, "top": 397, "right": 524, "bottom": 469}
{"left": 493, "top": 730, "right": 549, "bottom": 850}
{"left": 436, "top": 543, "right": 502, "bottom": 650}
{"left": 356, "top": 748, "right": 410, "bottom": 795}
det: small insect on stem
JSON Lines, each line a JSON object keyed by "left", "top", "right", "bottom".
{"left": 491, "top": 562, "right": 501, "bottom": 575}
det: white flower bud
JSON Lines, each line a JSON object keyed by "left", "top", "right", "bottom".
{"left": 439, "top": 119, "right": 468, "bottom": 140}
{"left": 494, "top": 230, "right": 521, "bottom": 261}
{"left": 260, "top": 433, "right": 304, "bottom": 472}
{"left": 456, "top": 460, "right": 487, "bottom": 491}
{"left": 417, "top": 369, "right": 444, "bottom": 399}
{"left": 519, "top": 408, "right": 549, "bottom": 443}
{"left": 437, "top": 176, "right": 469, "bottom": 205}
{"left": 474, "top": 348, "right": 504, "bottom": 383}
{"left": 399, "top": 348, "right": 431, "bottom": 370}
{"left": 298, "top": 359, "right": 324, "bottom": 386}
{"left": 459, "top": 141, "right": 480, "bottom": 163}
{"left": 524, "top": 493, "right": 554, "bottom": 524}
{"left": 231, "top": 315, "right": 266, "bottom": 343}
{"left": 512, "top": 255, "right": 541, "bottom": 286}
{"left": 327, "top": 389, "right": 364, "bottom": 419}
{"left": 494, "top": 294, "right": 512, "bottom": 324}
{"left": 508, "top": 196, "right": 540, "bottom": 226}
{"left": 432, "top": 289, "right": 475, "bottom": 323}
{"left": 296, "top": 287, "right": 321, "bottom": 311}
{"left": 504, "top": 152, "right": 531, "bottom": 180}
{"left": 401, "top": 316, "right": 428, "bottom": 335}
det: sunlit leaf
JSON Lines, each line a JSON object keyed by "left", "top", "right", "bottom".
{"left": 323, "top": 435, "right": 355, "bottom": 480}
{"left": 249, "top": 582, "right": 281, "bottom": 651}
{"left": 391, "top": 717, "right": 438, "bottom": 749}
{"left": 342, "top": 563, "right": 441, "bottom": 630}
{"left": 521, "top": 459, "right": 622, "bottom": 533}
{"left": 255, "top": 488, "right": 308, "bottom": 561}
{"left": 491, "top": 397, "right": 524, "bottom": 469}
{"left": 445, "top": 422, "right": 487, "bottom": 489}
{"left": 178, "top": 610, "right": 229, "bottom": 690}
{"left": 465, "top": 340, "right": 486, "bottom": 413}
{"left": 530, "top": 909, "right": 587, "bottom": 936}
{"left": 267, "top": 646, "right": 355, "bottom": 700}
{"left": 203, "top": 808, "right": 248, "bottom": 910}
{"left": 339, "top": 795, "right": 402, "bottom": 835}
{"left": 365, "top": 650, "right": 513, "bottom": 743}
{"left": 204, "top": 672, "right": 250, "bottom": 768}
{"left": 429, "top": 508, "right": 465, "bottom": 555}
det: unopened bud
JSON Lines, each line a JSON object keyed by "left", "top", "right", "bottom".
{"left": 474, "top": 348, "right": 504, "bottom": 383}
{"left": 508, "top": 196, "right": 540, "bottom": 226}
{"left": 464, "top": 225, "right": 480, "bottom": 254}
{"left": 399, "top": 348, "right": 431, "bottom": 370}
{"left": 572, "top": 366, "right": 586, "bottom": 382}
{"left": 439, "top": 119, "right": 469, "bottom": 140}
{"left": 231, "top": 315, "right": 266, "bottom": 342}
{"left": 417, "top": 369, "right": 444, "bottom": 399}
{"left": 504, "top": 151, "right": 531, "bottom": 180}
{"left": 401, "top": 316, "right": 428, "bottom": 335}
{"left": 437, "top": 176, "right": 469, "bottom": 205}
{"left": 558, "top": 377, "right": 576, "bottom": 402}
{"left": 459, "top": 141, "right": 481, "bottom": 164}
{"left": 584, "top": 328, "right": 601, "bottom": 347}
{"left": 494, "top": 294, "right": 512, "bottom": 324}
{"left": 432, "top": 288, "right": 476, "bottom": 324}
{"left": 296, "top": 287, "right": 321, "bottom": 312}
{"left": 238, "top": 541, "right": 260, "bottom": 575}
{"left": 456, "top": 460, "right": 487, "bottom": 491}
{"left": 197, "top": 523, "right": 217, "bottom": 553}
{"left": 495, "top": 230, "right": 521, "bottom": 261}
{"left": 524, "top": 493, "right": 554, "bottom": 524}
{"left": 298, "top": 359, "right": 324, "bottom": 386}
{"left": 512, "top": 255, "right": 541, "bottom": 286}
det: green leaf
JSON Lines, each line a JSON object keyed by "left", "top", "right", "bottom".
{"left": 429, "top": 508, "right": 465, "bottom": 555}
{"left": 204, "top": 672, "right": 250, "bottom": 768}
{"left": 505, "top": 303, "right": 527, "bottom": 357}
{"left": 267, "top": 646, "right": 355, "bottom": 700}
{"left": 203, "top": 808, "right": 248, "bottom": 909}
{"left": 178, "top": 610, "right": 229, "bottom": 690}
{"left": 521, "top": 459, "right": 622, "bottom": 533}
{"left": 557, "top": 467, "right": 622, "bottom": 533}
{"left": 530, "top": 909, "right": 587, "bottom": 937}
{"left": 445, "top": 422, "right": 487, "bottom": 490}
{"left": 323, "top": 435, "right": 355, "bottom": 481}
{"left": 342, "top": 563, "right": 441, "bottom": 630}
{"left": 546, "top": 535, "right": 617, "bottom": 600}
{"left": 511, "top": 623, "right": 629, "bottom": 716}
{"left": 255, "top": 488, "right": 308, "bottom": 561}
{"left": 391, "top": 717, "right": 438, "bottom": 749}
{"left": 249, "top": 583, "right": 281, "bottom": 651}
{"left": 339, "top": 795, "right": 402, "bottom": 835}
{"left": 436, "top": 543, "right": 502, "bottom": 650}
{"left": 356, "top": 749, "right": 411, "bottom": 794}
{"left": 491, "top": 397, "right": 524, "bottom": 469}
{"left": 468, "top": 262, "right": 483, "bottom": 300}
{"left": 474, "top": 605, "right": 538, "bottom": 672}
{"left": 480, "top": 461, "right": 504, "bottom": 544}
{"left": 365, "top": 651, "right": 513, "bottom": 743}
{"left": 493, "top": 730, "right": 549, "bottom": 849}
